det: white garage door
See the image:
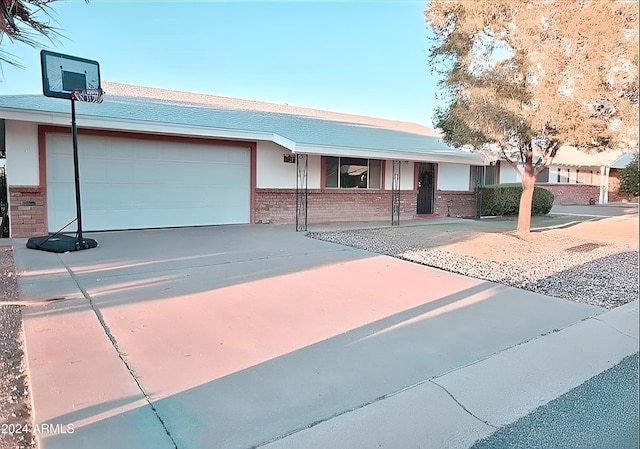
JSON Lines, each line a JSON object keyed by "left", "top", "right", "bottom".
{"left": 46, "top": 133, "right": 251, "bottom": 232}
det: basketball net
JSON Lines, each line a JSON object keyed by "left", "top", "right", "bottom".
{"left": 71, "top": 88, "right": 104, "bottom": 103}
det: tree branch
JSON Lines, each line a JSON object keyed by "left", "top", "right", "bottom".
{"left": 500, "top": 146, "right": 525, "bottom": 178}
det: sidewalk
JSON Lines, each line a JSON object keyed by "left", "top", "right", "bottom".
{"left": 12, "top": 225, "right": 640, "bottom": 448}
{"left": 263, "top": 300, "right": 638, "bottom": 448}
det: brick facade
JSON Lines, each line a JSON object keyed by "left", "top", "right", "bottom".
{"left": 434, "top": 190, "right": 478, "bottom": 218}
{"left": 9, "top": 186, "right": 47, "bottom": 237}
{"left": 536, "top": 183, "right": 600, "bottom": 205}
{"left": 255, "top": 189, "right": 418, "bottom": 224}
{"left": 607, "top": 169, "right": 623, "bottom": 202}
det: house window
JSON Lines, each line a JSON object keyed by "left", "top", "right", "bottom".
{"left": 485, "top": 164, "right": 498, "bottom": 185}
{"left": 470, "top": 165, "right": 485, "bottom": 190}
{"left": 577, "top": 170, "right": 592, "bottom": 185}
{"left": 537, "top": 168, "right": 549, "bottom": 183}
{"left": 324, "top": 157, "right": 382, "bottom": 189}
{"left": 558, "top": 168, "right": 569, "bottom": 183}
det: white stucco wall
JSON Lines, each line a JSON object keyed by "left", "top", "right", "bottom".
{"left": 384, "top": 161, "right": 414, "bottom": 190}
{"left": 256, "top": 141, "right": 321, "bottom": 189}
{"left": 307, "top": 154, "right": 321, "bottom": 189}
{"left": 5, "top": 120, "right": 39, "bottom": 186}
{"left": 256, "top": 141, "right": 296, "bottom": 188}
{"left": 437, "top": 163, "right": 470, "bottom": 191}
{"left": 499, "top": 163, "right": 522, "bottom": 184}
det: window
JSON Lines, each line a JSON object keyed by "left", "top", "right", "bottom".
{"left": 537, "top": 168, "right": 549, "bottom": 183}
{"left": 558, "top": 168, "right": 569, "bottom": 183}
{"left": 577, "top": 170, "right": 592, "bottom": 185}
{"left": 485, "top": 164, "right": 498, "bottom": 185}
{"left": 470, "top": 165, "right": 485, "bottom": 190}
{"left": 469, "top": 165, "right": 499, "bottom": 189}
{"left": 324, "top": 157, "right": 382, "bottom": 189}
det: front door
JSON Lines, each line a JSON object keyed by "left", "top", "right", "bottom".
{"left": 417, "top": 163, "right": 435, "bottom": 214}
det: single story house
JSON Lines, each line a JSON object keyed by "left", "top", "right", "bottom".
{"left": 491, "top": 146, "right": 638, "bottom": 205}
{"left": 608, "top": 152, "right": 638, "bottom": 202}
{"left": 0, "top": 82, "right": 487, "bottom": 238}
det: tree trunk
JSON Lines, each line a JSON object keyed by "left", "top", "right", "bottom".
{"left": 516, "top": 149, "right": 536, "bottom": 234}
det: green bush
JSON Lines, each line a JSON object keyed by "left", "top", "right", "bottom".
{"left": 619, "top": 152, "right": 639, "bottom": 199}
{"left": 481, "top": 183, "right": 554, "bottom": 216}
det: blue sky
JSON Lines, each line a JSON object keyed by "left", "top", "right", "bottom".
{"left": 0, "top": 1, "right": 443, "bottom": 126}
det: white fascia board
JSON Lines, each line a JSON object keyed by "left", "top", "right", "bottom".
{"left": 295, "top": 143, "right": 486, "bottom": 165}
{"left": 0, "top": 107, "right": 277, "bottom": 143}
{"left": 270, "top": 134, "right": 297, "bottom": 152}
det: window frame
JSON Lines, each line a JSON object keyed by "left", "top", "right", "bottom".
{"left": 323, "top": 156, "right": 383, "bottom": 190}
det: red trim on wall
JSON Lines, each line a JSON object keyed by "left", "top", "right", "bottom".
{"left": 249, "top": 143, "right": 257, "bottom": 224}
{"left": 37, "top": 125, "right": 255, "bottom": 149}
{"left": 320, "top": 156, "right": 326, "bottom": 191}
{"left": 434, "top": 163, "right": 439, "bottom": 192}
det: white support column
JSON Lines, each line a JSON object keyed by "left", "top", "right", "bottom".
{"left": 603, "top": 166, "right": 610, "bottom": 204}
{"left": 598, "top": 165, "right": 607, "bottom": 204}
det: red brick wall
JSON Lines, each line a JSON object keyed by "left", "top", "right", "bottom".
{"left": 537, "top": 183, "right": 600, "bottom": 205}
{"left": 9, "top": 187, "right": 46, "bottom": 237}
{"left": 608, "top": 169, "right": 623, "bottom": 202}
{"left": 434, "top": 190, "right": 478, "bottom": 218}
{"left": 255, "top": 189, "right": 418, "bottom": 224}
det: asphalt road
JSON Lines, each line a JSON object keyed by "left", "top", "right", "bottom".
{"left": 471, "top": 352, "right": 639, "bottom": 449}
{"left": 550, "top": 203, "right": 639, "bottom": 217}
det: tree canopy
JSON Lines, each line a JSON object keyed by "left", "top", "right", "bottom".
{"left": 425, "top": 0, "right": 639, "bottom": 232}
{"left": 619, "top": 152, "right": 639, "bottom": 199}
{"left": 0, "top": 0, "right": 77, "bottom": 68}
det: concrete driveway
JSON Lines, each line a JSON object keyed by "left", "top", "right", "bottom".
{"left": 12, "top": 224, "right": 638, "bottom": 449}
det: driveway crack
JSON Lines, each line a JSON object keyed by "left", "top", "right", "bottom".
{"left": 59, "top": 255, "right": 178, "bottom": 449}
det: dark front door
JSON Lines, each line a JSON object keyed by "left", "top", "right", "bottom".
{"left": 417, "top": 163, "right": 435, "bottom": 215}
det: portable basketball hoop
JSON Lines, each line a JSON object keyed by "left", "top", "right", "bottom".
{"left": 26, "top": 51, "right": 104, "bottom": 253}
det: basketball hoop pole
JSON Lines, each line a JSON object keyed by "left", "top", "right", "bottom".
{"left": 70, "top": 98, "right": 86, "bottom": 249}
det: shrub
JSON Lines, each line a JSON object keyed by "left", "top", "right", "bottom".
{"left": 481, "top": 183, "right": 554, "bottom": 216}
{"left": 619, "top": 152, "right": 639, "bottom": 199}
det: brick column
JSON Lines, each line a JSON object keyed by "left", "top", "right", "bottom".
{"left": 9, "top": 186, "right": 46, "bottom": 237}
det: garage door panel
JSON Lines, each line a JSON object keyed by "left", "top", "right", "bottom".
{"left": 46, "top": 134, "right": 251, "bottom": 231}
{"left": 105, "top": 160, "right": 135, "bottom": 183}
{"left": 48, "top": 156, "right": 74, "bottom": 182}
{"left": 81, "top": 157, "right": 109, "bottom": 183}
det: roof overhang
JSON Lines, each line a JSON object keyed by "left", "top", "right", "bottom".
{"left": 294, "top": 143, "right": 486, "bottom": 164}
{"left": 0, "top": 106, "right": 484, "bottom": 164}
{"left": 0, "top": 106, "right": 297, "bottom": 149}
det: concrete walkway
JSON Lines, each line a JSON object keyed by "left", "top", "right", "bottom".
{"left": 12, "top": 224, "right": 639, "bottom": 448}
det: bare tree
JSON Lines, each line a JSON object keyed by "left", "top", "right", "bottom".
{"left": 426, "top": 0, "right": 638, "bottom": 233}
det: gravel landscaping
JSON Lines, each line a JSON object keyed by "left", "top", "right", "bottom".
{"left": 308, "top": 216, "right": 639, "bottom": 309}
{"left": 0, "top": 247, "right": 36, "bottom": 449}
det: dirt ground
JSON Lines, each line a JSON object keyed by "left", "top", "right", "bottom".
{"left": 441, "top": 215, "right": 639, "bottom": 263}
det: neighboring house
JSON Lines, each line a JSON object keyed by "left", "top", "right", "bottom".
{"left": 608, "top": 152, "right": 638, "bottom": 202}
{"left": 0, "top": 83, "right": 486, "bottom": 238}
{"left": 488, "top": 146, "right": 638, "bottom": 205}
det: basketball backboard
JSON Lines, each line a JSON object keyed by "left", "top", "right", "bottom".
{"left": 41, "top": 50, "right": 101, "bottom": 100}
